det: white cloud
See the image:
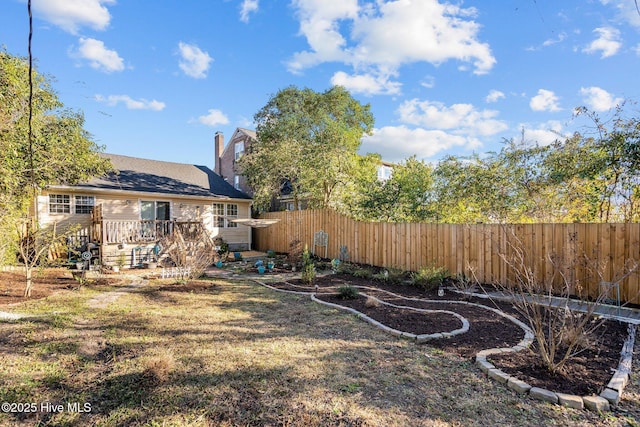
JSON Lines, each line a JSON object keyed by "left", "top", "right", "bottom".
{"left": 579, "top": 86, "right": 623, "bottom": 111}
{"left": 600, "top": 0, "right": 640, "bottom": 28}
{"left": 519, "top": 121, "right": 566, "bottom": 146}
{"left": 527, "top": 32, "right": 568, "bottom": 51}
{"left": 363, "top": 98, "right": 508, "bottom": 161}
{"left": 32, "top": 0, "right": 114, "bottom": 34}
{"left": 287, "top": 0, "right": 358, "bottom": 72}
{"left": 420, "top": 75, "right": 436, "bottom": 89}
{"left": 485, "top": 90, "right": 505, "bottom": 103}
{"left": 397, "top": 99, "right": 508, "bottom": 136}
{"left": 74, "top": 37, "right": 124, "bottom": 73}
{"left": 240, "top": 0, "right": 259, "bottom": 23}
{"left": 178, "top": 42, "right": 213, "bottom": 79}
{"left": 330, "top": 71, "right": 401, "bottom": 96}
{"left": 197, "top": 109, "right": 229, "bottom": 126}
{"left": 288, "top": 0, "right": 495, "bottom": 81}
{"left": 361, "top": 126, "right": 474, "bottom": 162}
{"left": 95, "top": 95, "right": 165, "bottom": 111}
{"left": 543, "top": 32, "right": 567, "bottom": 47}
{"left": 582, "top": 27, "right": 622, "bottom": 58}
{"left": 530, "top": 89, "right": 562, "bottom": 112}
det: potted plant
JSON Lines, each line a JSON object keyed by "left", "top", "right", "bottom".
{"left": 144, "top": 251, "right": 158, "bottom": 269}
{"left": 331, "top": 258, "right": 341, "bottom": 273}
{"left": 113, "top": 252, "right": 126, "bottom": 273}
{"left": 215, "top": 238, "right": 229, "bottom": 262}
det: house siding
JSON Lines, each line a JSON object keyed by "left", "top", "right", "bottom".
{"left": 39, "top": 190, "right": 252, "bottom": 251}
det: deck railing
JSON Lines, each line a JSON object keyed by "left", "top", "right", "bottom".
{"left": 94, "top": 219, "right": 204, "bottom": 244}
{"left": 101, "top": 220, "right": 172, "bottom": 244}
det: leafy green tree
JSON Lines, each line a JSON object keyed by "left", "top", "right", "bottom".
{"left": 433, "top": 154, "right": 516, "bottom": 223}
{"left": 571, "top": 105, "right": 640, "bottom": 222}
{"left": 1, "top": 50, "right": 111, "bottom": 209}
{"left": 1, "top": 49, "right": 112, "bottom": 295}
{"left": 335, "top": 152, "right": 381, "bottom": 219}
{"left": 239, "top": 85, "right": 374, "bottom": 211}
{"left": 356, "top": 156, "right": 436, "bottom": 222}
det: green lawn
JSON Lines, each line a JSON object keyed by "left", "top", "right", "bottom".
{"left": 0, "top": 277, "right": 638, "bottom": 426}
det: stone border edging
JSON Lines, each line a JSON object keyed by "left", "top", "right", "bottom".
{"left": 252, "top": 279, "right": 635, "bottom": 412}
{"left": 310, "top": 293, "right": 469, "bottom": 342}
{"left": 477, "top": 323, "right": 637, "bottom": 411}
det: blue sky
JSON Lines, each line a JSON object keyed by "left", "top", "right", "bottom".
{"left": 1, "top": 0, "right": 639, "bottom": 167}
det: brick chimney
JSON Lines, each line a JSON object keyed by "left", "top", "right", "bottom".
{"left": 214, "top": 131, "right": 224, "bottom": 175}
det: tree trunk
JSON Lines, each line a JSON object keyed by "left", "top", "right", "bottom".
{"left": 24, "top": 266, "right": 32, "bottom": 298}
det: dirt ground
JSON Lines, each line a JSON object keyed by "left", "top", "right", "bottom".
{"left": 0, "top": 268, "right": 634, "bottom": 404}
{"left": 276, "top": 273, "right": 632, "bottom": 398}
{"left": 0, "top": 268, "right": 120, "bottom": 305}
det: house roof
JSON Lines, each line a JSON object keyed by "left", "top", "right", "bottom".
{"left": 78, "top": 153, "right": 251, "bottom": 200}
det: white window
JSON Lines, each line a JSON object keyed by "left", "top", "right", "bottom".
{"left": 234, "top": 142, "right": 244, "bottom": 160}
{"left": 75, "top": 196, "right": 95, "bottom": 214}
{"left": 377, "top": 165, "right": 392, "bottom": 181}
{"left": 227, "top": 204, "right": 238, "bottom": 228}
{"left": 212, "top": 203, "right": 238, "bottom": 228}
{"left": 49, "top": 194, "right": 70, "bottom": 213}
{"left": 234, "top": 175, "right": 240, "bottom": 190}
{"left": 213, "top": 203, "right": 225, "bottom": 228}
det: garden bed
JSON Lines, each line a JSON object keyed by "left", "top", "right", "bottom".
{"left": 269, "top": 273, "right": 631, "bottom": 398}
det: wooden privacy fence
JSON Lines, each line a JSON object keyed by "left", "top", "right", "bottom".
{"left": 254, "top": 209, "right": 640, "bottom": 304}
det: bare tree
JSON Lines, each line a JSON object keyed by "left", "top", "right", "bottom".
{"left": 492, "top": 229, "right": 638, "bottom": 374}
{"left": 158, "top": 225, "right": 216, "bottom": 282}
{"left": 16, "top": 220, "right": 73, "bottom": 297}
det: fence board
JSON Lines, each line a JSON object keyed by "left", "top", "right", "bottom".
{"left": 254, "top": 209, "right": 640, "bottom": 304}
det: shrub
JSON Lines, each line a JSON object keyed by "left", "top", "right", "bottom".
{"left": 159, "top": 226, "right": 217, "bottom": 281}
{"left": 373, "top": 267, "right": 407, "bottom": 284}
{"left": 364, "top": 296, "right": 380, "bottom": 307}
{"left": 214, "top": 237, "right": 229, "bottom": 260}
{"left": 495, "top": 228, "right": 638, "bottom": 374}
{"left": 301, "top": 245, "right": 316, "bottom": 284}
{"left": 352, "top": 267, "right": 373, "bottom": 279}
{"left": 410, "top": 265, "right": 448, "bottom": 291}
{"left": 451, "top": 272, "right": 478, "bottom": 299}
{"left": 336, "top": 262, "right": 356, "bottom": 275}
{"left": 337, "top": 285, "right": 359, "bottom": 299}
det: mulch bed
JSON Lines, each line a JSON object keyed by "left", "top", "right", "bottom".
{"left": 0, "top": 268, "right": 118, "bottom": 305}
{"left": 319, "top": 293, "right": 464, "bottom": 335}
{"left": 268, "top": 273, "right": 631, "bottom": 397}
{"left": 1, "top": 269, "right": 632, "bottom": 398}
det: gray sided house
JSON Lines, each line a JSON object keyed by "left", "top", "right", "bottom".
{"left": 38, "top": 153, "right": 252, "bottom": 269}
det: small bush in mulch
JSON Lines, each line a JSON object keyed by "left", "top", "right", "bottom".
{"left": 410, "top": 265, "right": 448, "bottom": 291}
{"left": 337, "top": 284, "right": 359, "bottom": 299}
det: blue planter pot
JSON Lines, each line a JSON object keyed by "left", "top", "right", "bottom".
{"left": 215, "top": 261, "right": 223, "bottom": 268}
{"left": 257, "top": 265, "right": 266, "bottom": 274}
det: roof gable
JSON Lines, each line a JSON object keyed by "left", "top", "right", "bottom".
{"left": 221, "top": 127, "right": 257, "bottom": 158}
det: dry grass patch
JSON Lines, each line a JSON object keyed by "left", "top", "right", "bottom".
{"left": 0, "top": 276, "right": 638, "bottom": 426}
